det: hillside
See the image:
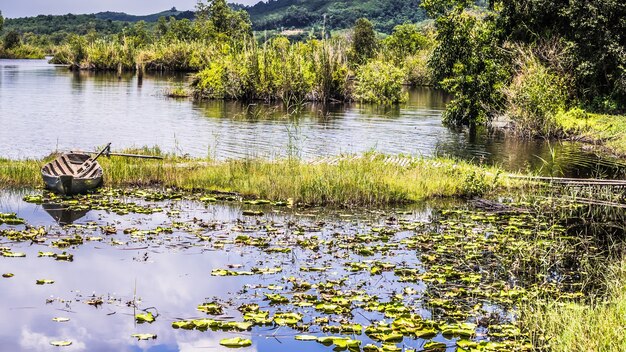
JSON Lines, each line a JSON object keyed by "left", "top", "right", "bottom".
{"left": 94, "top": 7, "right": 195, "bottom": 22}
{"left": 2, "top": 0, "right": 427, "bottom": 39}
{"left": 239, "top": 0, "right": 425, "bottom": 32}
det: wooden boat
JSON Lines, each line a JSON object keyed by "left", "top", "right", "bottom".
{"left": 41, "top": 152, "right": 104, "bottom": 195}
{"left": 41, "top": 143, "right": 163, "bottom": 195}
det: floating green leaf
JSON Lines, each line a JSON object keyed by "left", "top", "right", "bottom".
{"left": 219, "top": 337, "right": 252, "bottom": 348}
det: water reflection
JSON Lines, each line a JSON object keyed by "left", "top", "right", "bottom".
{"left": 41, "top": 204, "right": 89, "bottom": 225}
{"left": 1, "top": 189, "right": 438, "bottom": 352}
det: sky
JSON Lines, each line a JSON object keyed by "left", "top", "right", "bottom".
{"left": 0, "top": 0, "right": 260, "bottom": 18}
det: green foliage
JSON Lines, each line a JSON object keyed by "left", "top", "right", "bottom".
{"left": 3, "top": 30, "right": 21, "bottom": 50}
{"left": 425, "top": 2, "right": 510, "bottom": 126}
{"left": 498, "top": 0, "right": 626, "bottom": 111}
{"left": 191, "top": 38, "right": 348, "bottom": 103}
{"left": 403, "top": 51, "right": 433, "bottom": 86}
{"left": 196, "top": 0, "right": 252, "bottom": 41}
{"left": 383, "top": 23, "right": 429, "bottom": 59}
{"left": 0, "top": 43, "right": 45, "bottom": 59}
{"left": 354, "top": 60, "right": 407, "bottom": 104}
{"left": 351, "top": 18, "right": 377, "bottom": 65}
{"left": 4, "top": 14, "right": 126, "bottom": 44}
{"left": 505, "top": 52, "right": 569, "bottom": 137}
{"left": 0, "top": 11, "right": 4, "bottom": 32}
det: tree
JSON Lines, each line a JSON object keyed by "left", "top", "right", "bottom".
{"left": 497, "top": 0, "right": 626, "bottom": 111}
{"left": 423, "top": 1, "right": 510, "bottom": 126}
{"left": 156, "top": 16, "right": 169, "bottom": 38}
{"left": 384, "top": 23, "right": 428, "bottom": 59}
{"left": 195, "top": 0, "right": 252, "bottom": 41}
{"left": 352, "top": 18, "right": 377, "bottom": 64}
{"left": 3, "top": 30, "right": 21, "bottom": 50}
{"left": 0, "top": 11, "right": 4, "bottom": 32}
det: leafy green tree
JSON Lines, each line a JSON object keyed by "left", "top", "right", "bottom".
{"left": 352, "top": 18, "right": 377, "bottom": 64}
{"left": 423, "top": 1, "right": 510, "bottom": 126}
{"left": 3, "top": 30, "right": 21, "bottom": 50}
{"left": 166, "top": 18, "right": 199, "bottom": 42}
{"left": 195, "top": 0, "right": 252, "bottom": 41}
{"left": 0, "top": 11, "right": 4, "bottom": 32}
{"left": 497, "top": 0, "right": 626, "bottom": 111}
{"left": 384, "top": 23, "right": 428, "bottom": 59}
{"left": 156, "top": 16, "right": 169, "bottom": 38}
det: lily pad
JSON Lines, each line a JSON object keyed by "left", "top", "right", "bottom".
{"left": 135, "top": 312, "right": 155, "bottom": 323}
{"left": 219, "top": 337, "right": 252, "bottom": 348}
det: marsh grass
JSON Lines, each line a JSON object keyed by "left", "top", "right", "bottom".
{"left": 0, "top": 44, "right": 46, "bottom": 59}
{"left": 522, "top": 260, "right": 626, "bottom": 352}
{"left": 0, "top": 154, "right": 516, "bottom": 206}
{"left": 556, "top": 109, "right": 626, "bottom": 157}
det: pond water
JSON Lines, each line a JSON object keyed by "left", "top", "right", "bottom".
{"left": 1, "top": 59, "right": 625, "bottom": 178}
{"left": 1, "top": 188, "right": 620, "bottom": 351}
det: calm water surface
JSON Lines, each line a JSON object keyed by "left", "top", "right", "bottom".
{"left": 0, "top": 189, "right": 442, "bottom": 352}
{"left": 1, "top": 59, "right": 625, "bottom": 178}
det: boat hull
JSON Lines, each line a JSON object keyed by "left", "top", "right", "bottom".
{"left": 42, "top": 174, "right": 103, "bottom": 195}
{"left": 41, "top": 153, "right": 104, "bottom": 195}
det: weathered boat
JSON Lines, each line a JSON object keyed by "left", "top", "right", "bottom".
{"left": 41, "top": 152, "right": 104, "bottom": 195}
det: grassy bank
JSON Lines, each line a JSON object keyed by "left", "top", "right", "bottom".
{"left": 556, "top": 110, "right": 626, "bottom": 157}
{"left": 0, "top": 44, "right": 46, "bottom": 59}
{"left": 522, "top": 260, "right": 626, "bottom": 351}
{"left": 0, "top": 154, "right": 515, "bottom": 206}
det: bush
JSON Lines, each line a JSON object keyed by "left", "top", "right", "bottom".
{"left": 505, "top": 53, "right": 569, "bottom": 137}
{"left": 404, "top": 50, "right": 432, "bottom": 86}
{"left": 3, "top": 30, "right": 21, "bottom": 50}
{"left": 354, "top": 60, "right": 407, "bottom": 104}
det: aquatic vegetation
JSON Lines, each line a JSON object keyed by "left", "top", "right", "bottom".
{"left": 2, "top": 184, "right": 621, "bottom": 350}
{"left": 521, "top": 260, "right": 626, "bottom": 351}
{"left": 0, "top": 154, "right": 519, "bottom": 207}
{"left": 135, "top": 312, "right": 155, "bottom": 324}
{"left": 353, "top": 60, "right": 407, "bottom": 104}
{"left": 219, "top": 337, "right": 252, "bottom": 348}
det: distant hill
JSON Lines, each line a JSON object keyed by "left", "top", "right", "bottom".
{"left": 238, "top": 0, "right": 426, "bottom": 33}
{"left": 94, "top": 7, "right": 195, "bottom": 22}
{"left": 3, "top": 0, "right": 427, "bottom": 40}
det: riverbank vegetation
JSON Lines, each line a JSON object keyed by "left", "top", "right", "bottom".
{"left": 0, "top": 153, "right": 513, "bottom": 206}
{"left": 425, "top": 0, "right": 625, "bottom": 131}
{"left": 522, "top": 260, "right": 626, "bottom": 351}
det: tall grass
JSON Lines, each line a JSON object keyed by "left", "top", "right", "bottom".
{"left": 521, "top": 261, "right": 626, "bottom": 351}
{"left": 0, "top": 154, "right": 514, "bottom": 206}
{"left": 48, "top": 26, "right": 435, "bottom": 104}
{"left": 556, "top": 109, "right": 626, "bottom": 157}
{"left": 0, "top": 44, "right": 46, "bottom": 59}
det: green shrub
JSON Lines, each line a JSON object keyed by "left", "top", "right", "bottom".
{"left": 505, "top": 53, "right": 569, "bottom": 137}
{"left": 0, "top": 44, "right": 45, "bottom": 59}
{"left": 404, "top": 50, "right": 432, "bottom": 86}
{"left": 354, "top": 60, "right": 407, "bottom": 104}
